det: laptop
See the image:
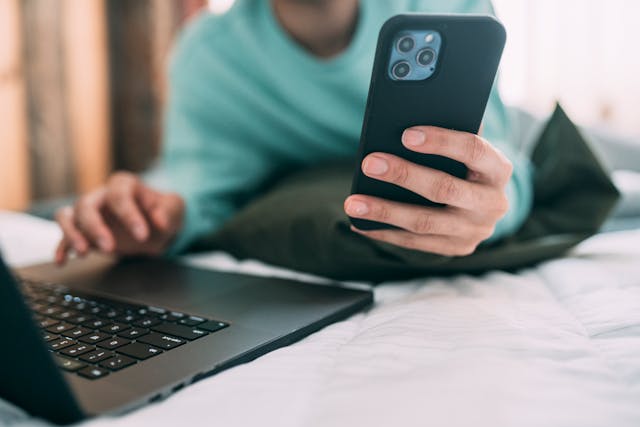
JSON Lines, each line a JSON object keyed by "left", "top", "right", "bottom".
{"left": 0, "top": 254, "right": 372, "bottom": 424}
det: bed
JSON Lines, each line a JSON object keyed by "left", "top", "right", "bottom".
{"left": 0, "top": 210, "right": 638, "bottom": 427}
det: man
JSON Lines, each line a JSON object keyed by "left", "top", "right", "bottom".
{"left": 54, "top": 0, "right": 532, "bottom": 264}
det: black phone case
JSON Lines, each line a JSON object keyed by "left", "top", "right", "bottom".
{"left": 350, "top": 14, "right": 506, "bottom": 230}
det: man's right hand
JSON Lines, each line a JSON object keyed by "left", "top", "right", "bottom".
{"left": 54, "top": 172, "right": 185, "bottom": 265}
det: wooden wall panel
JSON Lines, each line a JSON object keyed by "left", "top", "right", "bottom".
{"left": 62, "top": 0, "right": 111, "bottom": 193}
{"left": 151, "top": 0, "right": 182, "bottom": 107}
{"left": 21, "top": 0, "right": 75, "bottom": 200}
{"left": 107, "top": 0, "right": 162, "bottom": 173}
{"left": 0, "top": 0, "right": 30, "bottom": 210}
{"left": 1, "top": 0, "right": 207, "bottom": 210}
{"left": 107, "top": 0, "right": 207, "bottom": 173}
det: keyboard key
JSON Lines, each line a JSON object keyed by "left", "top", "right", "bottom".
{"left": 43, "top": 296, "right": 62, "bottom": 305}
{"left": 117, "top": 342, "right": 162, "bottom": 360}
{"left": 82, "top": 318, "right": 110, "bottom": 329}
{"left": 117, "top": 327, "right": 149, "bottom": 339}
{"left": 147, "top": 306, "right": 166, "bottom": 315}
{"left": 39, "top": 317, "right": 60, "bottom": 328}
{"left": 68, "top": 314, "right": 91, "bottom": 325}
{"left": 178, "top": 316, "right": 205, "bottom": 326}
{"left": 198, "top": 320, "right": 229, "bottom": 333}
{"left": 103, "top": 309, "right": 122, "bottom": 319}
{"left": 49, "top": 338, "right": 76, "bottom": 351}
{"left": 87, "top": 306, "right": 104, "bottom": 315}
{"left": 30, "top": 302, "right": 46, "bottom": 312}
{"left": 78, "top": 366, "right": 109, "bottom": 380}
{"left": 133, "top": 317, "right": 161, "bottom": 328}
{"left": 78, "top": 331, "right": 111, "bottom": 344}
{"left": 151, "top": 323, "right": 208, "bottom": 341}
{"left": 64, "top": 327, "right": 93, "bottom": 339}
{"left": 159, "top": 312, "right": 184, "bottom": 322}
{"left": 115, "top": 303, "right": 141, "bottom": 313}
{"left": 42, "top": 332, "right": 60, "bottom": 342}
{"left": 97, "top": 337, "right": 130, "bottom": 350}
{"left": 47, "top": 322, "right": 75, "bottom": 334}
{"left": 54, "top": 356, "right": 86, "bottom": 372}
{"left": 79, "top": 349, "right": 114, "bottom": 363}
{"left": 99, "top": 355, "right": 136, "bottom": 371}
{"left": 39, "top": 306, "right": 63, "bottom": 317}
{"left": 100, "top": 323, "right": 130, "bottom": 334}
{"left": 73, "top": 302, "right": 88, "bottom": 312}
{"left": 137, "top": 332, "right": 185, "bottom": 349}
{"left": 53, "top": 310, "right": 79, "bottom": 321}
{"left": 116, "top": 313, "right": 138, "bottom": 323}
{"left": 61, "top": 343, "right": 95, "bottom": 357}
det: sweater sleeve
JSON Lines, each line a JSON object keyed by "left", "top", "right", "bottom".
{"left": 148, "top": 79, "right": 239, "bottom": 255}
{"left": 481, "top": 87, "right": 534, "bottom": 243}
{"left": 146, "top": 21, "right": 274, "bottom": 255}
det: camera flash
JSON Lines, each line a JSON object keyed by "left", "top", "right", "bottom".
{"left": 425, "top": 33, "right": 435, "bottom": 43}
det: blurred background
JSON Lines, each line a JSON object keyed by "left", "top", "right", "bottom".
{"left": 0, "top": 0, "right": 638, "bottom": 212}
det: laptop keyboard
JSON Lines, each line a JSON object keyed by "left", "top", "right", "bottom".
{"left": 18, "top": 279, "right": 229, "bottom": 380}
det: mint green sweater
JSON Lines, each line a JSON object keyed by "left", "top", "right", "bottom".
{"left": 150, "top": 0, "right": 533, "bottom": 254}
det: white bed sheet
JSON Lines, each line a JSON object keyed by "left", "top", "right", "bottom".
{"left": 1, "top": 211, "right": 639, "bottom": 427}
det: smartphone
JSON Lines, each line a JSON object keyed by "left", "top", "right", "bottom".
{"left": 350, "top": 14, "right": 506, "bottom": 230}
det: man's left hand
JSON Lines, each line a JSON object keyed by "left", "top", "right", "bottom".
{"left": 344, "top": 126, "right": 513, "bottom": 257}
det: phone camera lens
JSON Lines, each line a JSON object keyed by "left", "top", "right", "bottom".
{"left": 416, "top": 48, "right": 436, "bottom": 67}
{"left": 396, "top": 36, "right": 415, "bottom": 53}
{"left": 391, "top": 61, "right": 411, "bottom": 79}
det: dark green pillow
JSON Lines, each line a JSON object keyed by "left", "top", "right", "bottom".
{"left": 195, "top": 106, "right": 619, "bottom": 282}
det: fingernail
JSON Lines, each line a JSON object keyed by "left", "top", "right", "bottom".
{"left": 346, "top": 200, "right": 370, "bottom": 216}
{"left": 98, "top": 237, "right": 111, "bottom": 252}
{"left": 363, "top": 155, "right": 389, "bottom": 176}
{"left": 74, "top": 240, "right": 86, "bottom": 253}
{"left": 403, "top": 129, "right": 425, "bottom": 147}
{"left": 133, "top": 224, "right": 147, "bottom": 240}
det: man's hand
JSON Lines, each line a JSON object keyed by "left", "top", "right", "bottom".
{"left": 344, "top": 126, "right": 513, "bottom": 257}
{"left": 54, "top": 172, "right": 185, "bottom": 265}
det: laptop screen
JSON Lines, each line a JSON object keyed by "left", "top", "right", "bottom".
{"left": 0, "top": 257, "right": 84, "bottom": 423}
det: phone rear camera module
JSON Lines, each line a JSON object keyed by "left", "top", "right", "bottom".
{"left": 396, "top": 36, "right": 415, "bottom": 53}
{"left": 388, "top": 30, "right": 441, "bottom": 81}
{"left": 391, "top": 61, "right": 411, "bottom": 80}
{"left": 416, "top": 48, "right": 436, "bottom": 67}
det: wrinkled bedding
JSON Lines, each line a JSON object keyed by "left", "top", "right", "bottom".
{"left": 1, "top": 211, "right": 639, "bottom": 427}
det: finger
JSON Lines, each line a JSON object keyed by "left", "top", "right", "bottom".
{"left": 345, "top": 195, "right": 482, "bottom": 237}
{"left": 351, "top": 226, "right": 478, "bottom": 257}
{"left": 106, "top": 174, "right": 150, "bottom": 241}
{"left": 137, "top": 185, "right": 168, "bottom": 230}
{"left": 361, "top": 153, "right": 499, "bottom": 210}
{"left": 401, "top": 126, "right": 512, "bottom": 184}
{"left": 55, "top": 207, "right": 89, "bottom": 255}
{"left": 155, "top": 193, "right": 185, "bottom": 233}
{"left": 55, "top": 239, "right": 71, "bottom": 266}
{"left": 74, "top": 192, "right": 115, "bottom": 252}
